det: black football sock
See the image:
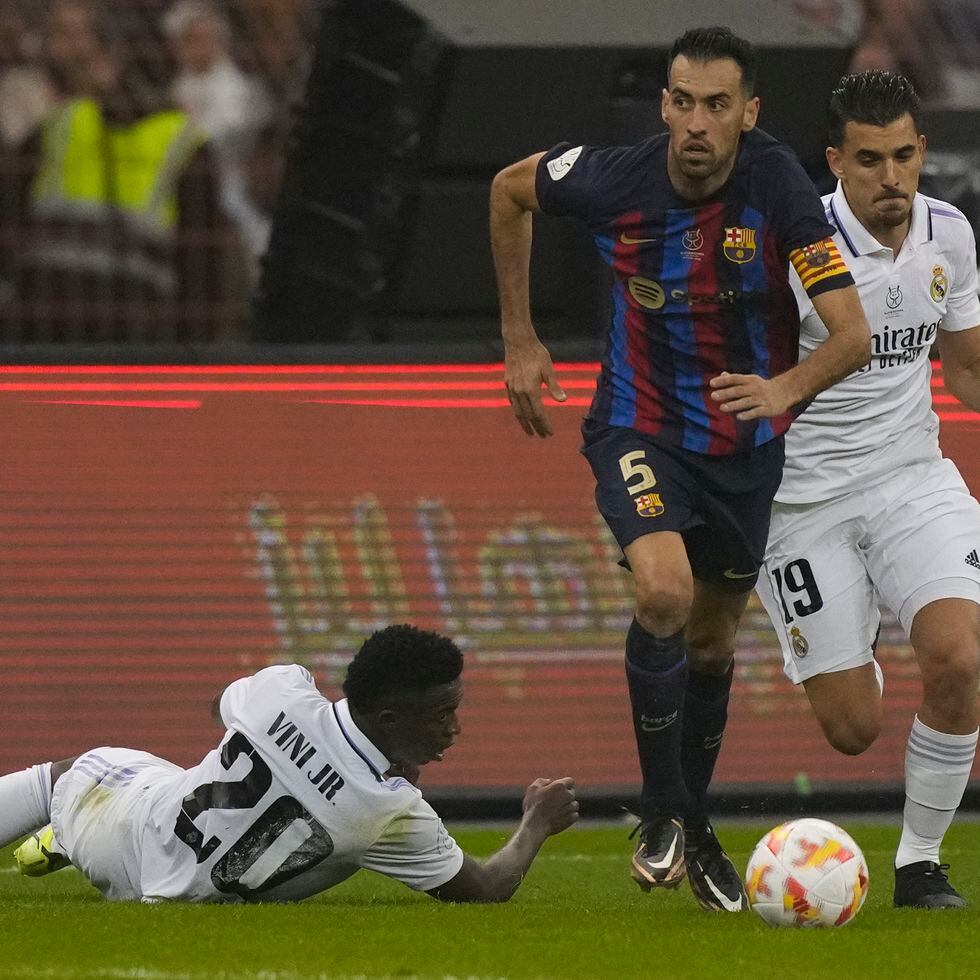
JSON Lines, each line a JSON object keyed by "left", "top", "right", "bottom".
{"left": 624, "top": 617, "right": 690, "bottom": 820}
{"left": 681, "top": 662, "right": 734, "bottom": 832}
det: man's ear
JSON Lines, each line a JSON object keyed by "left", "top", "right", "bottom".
{"left": 826, "top": 145, "right": 844, "bottom": 180}
{"left": 741, "top": 95, "right": 760, "bottom": 132}
{"left": 377, "top": 707, "right": 398, "bottom": 732}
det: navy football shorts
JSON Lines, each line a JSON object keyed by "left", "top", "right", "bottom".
{"left": 580, "top": 420, "right": 785, "bottom": 592}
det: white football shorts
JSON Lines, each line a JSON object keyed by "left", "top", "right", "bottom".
{"left": 50, "top": 747, "right": 182, "bottom": 901}
{"left": 758, "top": 456, "right": 980, "bottom": 684}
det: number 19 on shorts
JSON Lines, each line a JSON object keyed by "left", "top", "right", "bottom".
{"left": 770, "top": 559, "right": 824, "bottom": 624}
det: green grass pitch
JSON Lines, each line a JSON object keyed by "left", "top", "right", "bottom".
{"left": 1, "top": 819, "right": 977, "bottom": 980}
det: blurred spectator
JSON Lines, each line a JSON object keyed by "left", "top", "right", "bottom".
{"left": 43, "top": 0, "right": 114, "bottom": 100}
{"left": 163, "top": 1, "right": 271, "bottom": 147}
{"left": 1, "top": 6, "right": 240, "bottom": 343}
{"left": 932, "top": 0, "right": 980, "bottom": 108}
{"left": 791, "top": 0, "right": 864, "bottom": 43}
{"left": 849, "top": 1, "right": 950, "bottom": 103}
{"left": 163, "top": 0, "right": 274, "bottom": 273}
{"left": 238, "top": 0, "right": 316, "bottom": 108}
{"left": 0, "top": 8, "right": 55, "bottom": 150}
{"left": 792, "top": 0, "right": 979, "bottom": 107}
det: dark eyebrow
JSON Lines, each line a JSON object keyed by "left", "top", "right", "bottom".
{"left": 670, "top": 86, "right": 732, "bottom": 102}
{"left": 855, "top": 143, "right": 916, "bottom": 158}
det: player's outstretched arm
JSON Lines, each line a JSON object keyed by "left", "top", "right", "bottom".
{"left": 427, "top": 777, "right": 579, "bottom": 903}
{"left": 939, "top": 324, "right": 980, "bottom": 412}
{"left": 490, "top": 153, "right": 567, "bottom": 438}
{"left": 710, "top": 283, "right": 871, "bottom": 420}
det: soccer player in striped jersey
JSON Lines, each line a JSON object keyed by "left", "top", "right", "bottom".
{"left": 757, "top": 71, "right": 980, "bottom": 909}
{"left": 490, "top": 26, "right": 871, "bottom": 912}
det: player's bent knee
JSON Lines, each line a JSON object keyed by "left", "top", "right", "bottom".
{"left": 921, "top": 640, "right": 979, "bottom": 697}
{"left": 634, "top": 584, "right": 692, "bottom": 636}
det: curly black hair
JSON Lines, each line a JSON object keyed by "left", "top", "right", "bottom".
{"left": 828, "top": 71, "right": 921, "bottom": 148}
{"left": 343, "top": 624, "right": 463, "bottom": 713}
{"left": 668, "top": 26, "right": 757, "bottom": 95}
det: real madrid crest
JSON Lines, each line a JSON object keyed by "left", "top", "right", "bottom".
{"left": 930, "top": 265, "right": 948, "bottom": 303}
{"left": 790, "top": 626, "right": 809, "bottom": 658}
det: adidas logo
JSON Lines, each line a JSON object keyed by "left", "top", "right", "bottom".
{"left": 967, "top": 549, "right": 980, "bottom": 570}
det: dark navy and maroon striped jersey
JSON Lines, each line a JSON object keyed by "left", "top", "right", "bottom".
{"left": 535, "top": 128, "right": 854, "bottom": 455}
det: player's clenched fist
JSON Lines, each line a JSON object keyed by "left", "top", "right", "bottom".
{"left": 522, "top": 776, "right": 579, "bottom": 835}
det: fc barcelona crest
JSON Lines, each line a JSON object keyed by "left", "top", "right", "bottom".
{"left": 634, "top": 493, "right": 665, "bottom": 518}
{"left": 723, "top": 226, "right": 757, "bottom": 264}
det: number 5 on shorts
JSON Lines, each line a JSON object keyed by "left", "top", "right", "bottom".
{"left": 619, "top": 451, "right": 656, "bottom": 494}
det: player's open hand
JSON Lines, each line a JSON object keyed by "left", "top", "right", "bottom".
{"left": 709, "top": 371, "right": 796, "bottom": 421}
{"left": 522, "top": 776, "right": 579, "bottom": 836}
{"left": 504, "top": 341, "right": 567, "bottom": 437}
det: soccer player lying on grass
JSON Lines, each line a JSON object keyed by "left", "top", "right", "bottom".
{"left": 0, "top": 625, "right": 579, "bottom": 903}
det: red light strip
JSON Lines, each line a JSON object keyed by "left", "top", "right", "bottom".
{"left": 0, "top": 362, "right": 599, "bottom": 375}
{"left": 1, "top": 380, "right": 596, "bottom": 392}
{"left": 299, "top": 397, "right": 595, "bottom": 408}
{"left": 31, "top": 399, "right": 202, "bottom": 409}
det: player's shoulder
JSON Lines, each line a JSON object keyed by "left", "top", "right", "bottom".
{"left": 918, "top": 193, "right": 976, "bottom": 250}
{"left": 252, "top": 663, "right": 316, "bottom": 686}
{"left": 242, "top": 663, "right": 318, "bottom": 703}
{"left": 543, "top": 133, "right": 665, "bottom": 177}
{"left": 920, "top": 192, "right": 971, "bottom": 225}
{"left": 738, "top": 128, "right": 802, "bottom": 171}
{"left": 737, "top": 128, "right": 815, "bottom": 208}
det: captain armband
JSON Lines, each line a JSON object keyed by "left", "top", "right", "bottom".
{"left": 790, "top": 238, "right": 854, "bottom": 297}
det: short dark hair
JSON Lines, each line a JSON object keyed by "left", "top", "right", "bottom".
{"left": 343, "top": 624, "right": 463, "bottom": 713}
{"left": 827, "top": 70, "right": 922, "bottom": 147}
{"left": 668, "top": 26, "right": 757, "bottom": 95}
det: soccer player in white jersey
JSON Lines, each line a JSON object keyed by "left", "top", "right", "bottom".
{"left": 756, "top": 71, "right": 980, "bottom": 909}
{"left": 0, "top": 625, "right": 579, "bottom": 903}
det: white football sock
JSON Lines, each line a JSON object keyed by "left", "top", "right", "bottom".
{"left": 895, "top": 716, "right": 978, "bottom": 869}
{"left": 0, "top": 764, "right": 53, "bottom": 846}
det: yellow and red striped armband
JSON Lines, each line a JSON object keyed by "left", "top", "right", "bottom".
{"left": 789, "top": 238, "right": 854, "bottom": 297}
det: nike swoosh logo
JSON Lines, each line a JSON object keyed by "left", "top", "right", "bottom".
{"left": 620, "top": 233, "right": 659, "bottom": 245}
{"left": 704, "top": 873, "right": 747, "bottom": 911}
{"left": 647, "top": 834, "right": 679, "bottom": 870}
{"left": 723, "top": 568, "right": 757, "bottom": 580}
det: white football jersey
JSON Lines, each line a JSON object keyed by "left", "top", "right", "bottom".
{"left": 128, "top": 665, "right": 463, "bottom": 902}
{"left": 778, "top": 184, "right": 980, "bottom": 503}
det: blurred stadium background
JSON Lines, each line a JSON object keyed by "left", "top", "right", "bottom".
{"left": 0, "top": 0, "right": 978, "bottom": 814}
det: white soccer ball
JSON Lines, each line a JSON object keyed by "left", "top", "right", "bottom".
{"left": 745, "top": 818, "right": 869, "bottom": 928}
